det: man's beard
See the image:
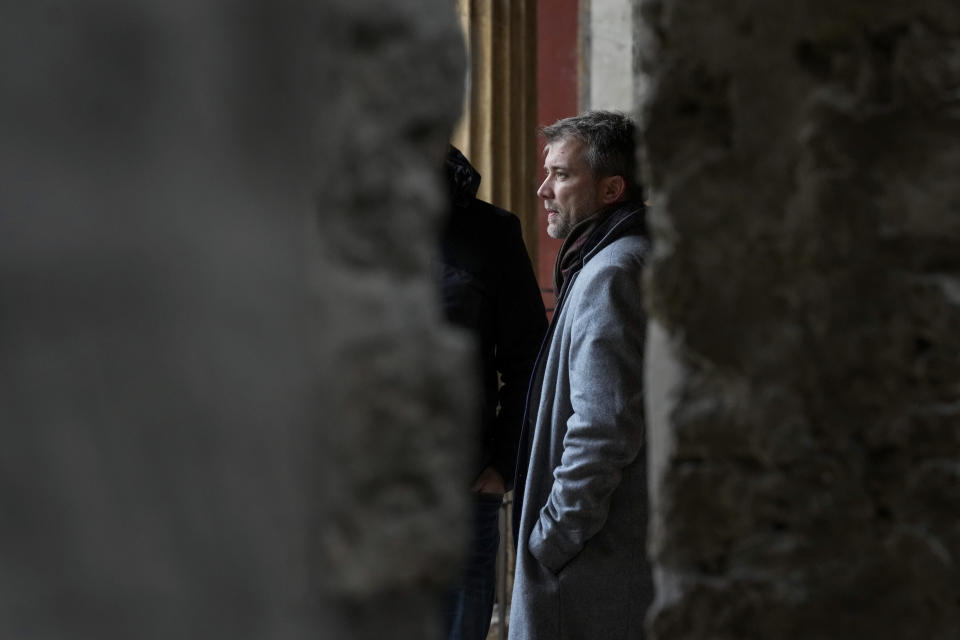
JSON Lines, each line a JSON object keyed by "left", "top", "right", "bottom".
{"left": 547, "top": 211, "right": 573, "bottom": 239}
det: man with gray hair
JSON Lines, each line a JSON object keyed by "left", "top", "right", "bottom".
{"left": 509, "top": 111, "right": 653, "bottom": 639}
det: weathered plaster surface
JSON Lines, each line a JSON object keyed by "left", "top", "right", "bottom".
{"left": 640, "top": 1, "right": 960, "bottom": 637}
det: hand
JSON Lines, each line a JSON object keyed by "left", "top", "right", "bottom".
{"left": 471, "top": 466, "right": 506, "bottom": 495}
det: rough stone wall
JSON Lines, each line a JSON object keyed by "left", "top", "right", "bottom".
{"left": 638, "top": 1, "right": 960, "bottom": 638}
{"left": 311, "top": 1, "right": 472, "bottom": 638}
{"left": 0, "top": 1, "right": 467, "bottom": 639}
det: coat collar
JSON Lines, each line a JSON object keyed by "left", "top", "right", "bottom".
{"left": 553, "top": 200, "right": 647, "bottom": 295}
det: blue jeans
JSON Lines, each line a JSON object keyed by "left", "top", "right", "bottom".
{"left": 445, "top": 492, "right": 503, "bottom": 640}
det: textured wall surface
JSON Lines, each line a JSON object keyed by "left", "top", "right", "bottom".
{"left": 310, "top": 1, "right": 471, "bottom": 638}
{"left": 0, "top": 1, "right": 467, "bottom": 638}
{"left": 586, "top": 0, "right": 636, "bottom": 112}
{"left": 638, "top": 1, "right": 960, "bottom": 638}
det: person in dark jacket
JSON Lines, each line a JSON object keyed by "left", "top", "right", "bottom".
{"left": 509, "top": 112, "right": 653, "bottom": 640}
{"left": 440, "top": 145, "right": 547, "bottom": 640}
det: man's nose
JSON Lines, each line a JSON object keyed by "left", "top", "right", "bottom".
{"left": 537, "top": 177, "right": 551, "bottom": 199}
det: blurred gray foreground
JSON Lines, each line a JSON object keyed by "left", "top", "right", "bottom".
{"left": 0, "top": 2, "right": 469, "bottom": 638}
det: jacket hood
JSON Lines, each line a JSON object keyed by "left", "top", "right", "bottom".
{"left": 445, "top": 145, "right": 481, "bottom": 208}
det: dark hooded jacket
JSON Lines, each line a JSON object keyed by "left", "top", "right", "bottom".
{"left": 439, "top": 146, "right": 547, "bottom": 487}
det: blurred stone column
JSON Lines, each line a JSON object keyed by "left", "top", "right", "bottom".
{"left": 0, "top": 1, "right": 468, "bottom": 639}
{"left": 638, "top": 1, "right": 960, "bottom": 638}
{"left": 311, "top": 1, "right": 472, "bottom": 638}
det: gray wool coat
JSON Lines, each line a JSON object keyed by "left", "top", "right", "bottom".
{"left": 509, "top": 203, "right": 653, "bottom": 640}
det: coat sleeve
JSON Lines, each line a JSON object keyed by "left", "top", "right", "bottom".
{"left": 528, "top": 255, "right": 646, "bottom": 574}
{"left": 490, "top": 215, "right": 547, "bottom": 488}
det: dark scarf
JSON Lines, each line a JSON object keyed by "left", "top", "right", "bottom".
{"left": 553, "top": 200, "right": 647, "bottom": 297}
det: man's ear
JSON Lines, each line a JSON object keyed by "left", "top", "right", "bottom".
{"left": 599, "top": 175, "right": 626, "bottom": 204}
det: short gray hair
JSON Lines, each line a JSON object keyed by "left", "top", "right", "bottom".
{"left": 540, "top": 110, "right": 640, "bottom": 199}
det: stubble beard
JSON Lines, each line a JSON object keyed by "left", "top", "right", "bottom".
{"left": 547, "top": 212, "right": 572, "bottom": 240}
